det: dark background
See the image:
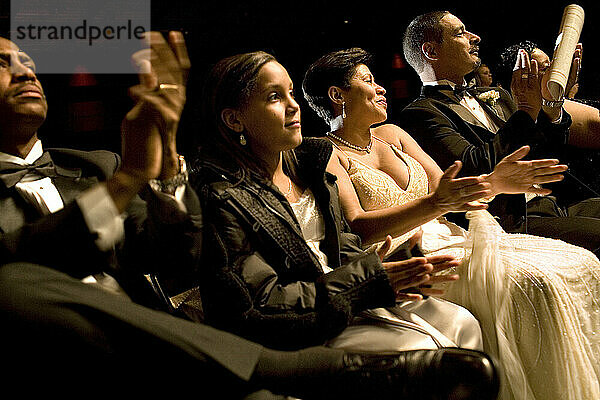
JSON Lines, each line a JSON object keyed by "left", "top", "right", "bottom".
{"left": 2, "top": 0, "right": 599, "bottom": 157}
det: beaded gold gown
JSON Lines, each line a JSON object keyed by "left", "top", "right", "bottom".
{"left": 341, "top": 139, "right": 600, "bottom": 400}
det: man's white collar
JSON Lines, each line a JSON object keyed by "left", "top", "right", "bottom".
{"left": 0, "top": 139, "right": 44, "bottom": 165}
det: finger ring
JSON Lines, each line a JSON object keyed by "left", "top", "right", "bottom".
{"left": 158, "top": 83, "right": 180, "bottom": 91}
{"left": 521, "top": 73, "right": 529, "bottom": 79}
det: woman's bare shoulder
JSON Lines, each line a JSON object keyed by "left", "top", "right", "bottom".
{"left": 373, "top": 124, "right": 412, "bottom": 147}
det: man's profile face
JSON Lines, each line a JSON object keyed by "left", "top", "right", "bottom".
{"left": 435, "top": 14, "right": 481, "bottom": 77}
{"left": 0, "top": 38, "right": 47, "bottom": 125}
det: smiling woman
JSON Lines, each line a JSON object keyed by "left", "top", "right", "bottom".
{"left": 189, "top": 50, "right": 488, "bottom": 362}
{"left": 303, "top": 45, "right": 600, "bottom": 400}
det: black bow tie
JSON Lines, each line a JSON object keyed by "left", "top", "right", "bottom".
{"left": 434, "top": 83, "right": 477, "bottom": 98}
{"left": 454, "top": 83, "right": 477, "bottom": 97}
{"left": 0, "top": 151, "right": 77, "bottom": 188}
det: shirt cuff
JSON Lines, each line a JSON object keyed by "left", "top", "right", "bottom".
{"left": 75, "top": 183, "right": 125, "bottom": 251}
{"left": 150, "top": 184, "right": 188, "bottom": 213}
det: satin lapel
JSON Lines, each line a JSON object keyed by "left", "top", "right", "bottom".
{"left": 432, "top": 89, "right": 491, "bottom": 131}
{"left": 446, "top": 101, "right": 491, "bottom": 130}
{"left": 0, "top": 194, "right": 29, "bottom": 233}
{"left": 53, "top": 176, "right": 99, "bottom": 205}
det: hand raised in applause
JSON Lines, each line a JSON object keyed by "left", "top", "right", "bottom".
{"left": 428, "top": 161, "right": 492, "bottom": 214}
{"left": 484, "top": 145, "right": 567, "bottom": 196}
{"left": 121, "top": 30, "right": 191, "bottom": 182}
{"left": 565, "top": 43, "right": 582, "bottom": 99}
{"left": 511, "top": 49, "right": 541, "bottom": 121}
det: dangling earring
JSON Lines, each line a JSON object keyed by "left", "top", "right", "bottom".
{"left": 239, "top": 133, "right": 247, "bottom": 146}
{"left": 342, "top": 102, "right": 346, "bottom": 119}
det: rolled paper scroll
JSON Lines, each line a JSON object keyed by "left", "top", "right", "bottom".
{"left": 547, "top": 4, "right": 584, "bottom": 100}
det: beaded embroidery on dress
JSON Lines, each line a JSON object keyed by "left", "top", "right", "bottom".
{"left": 343, "top": 137, "right": 600, "bottom": 400}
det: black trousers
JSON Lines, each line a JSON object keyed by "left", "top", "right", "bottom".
{"left": 516, "top": 197, "right": 600, "bottom": 256}
{"left": 0, "top": 262, "right": 275, "bottom": 397}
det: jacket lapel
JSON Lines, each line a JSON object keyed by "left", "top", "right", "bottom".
{"left": 471, "top": 88, "right": 509, "bottom": 126}
{"left": 53, "top": 175, "right": 99, "bottom": 205}
{"left": 0, "top": 193, "right": 31, "bottom": 233}
{"left": 225, "top": 185, "right": 322, "bottom": 277}
{"left": 422, "top": 86, "right": 491, "bottom": 131}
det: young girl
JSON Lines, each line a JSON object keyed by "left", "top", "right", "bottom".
{"left": 191, "top": 51, "right": 489, "bottom": 356}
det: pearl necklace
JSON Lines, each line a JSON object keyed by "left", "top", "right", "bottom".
{"left": 326, "top": 132, "right": 373, "bottom": 153}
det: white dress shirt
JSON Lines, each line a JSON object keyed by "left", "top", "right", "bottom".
{"left": 423, "top": 79, "right": 501, "bottom": 132}
{"left": 0, "top": 139, "right": 126, "bottom": 251}
{"left": 0, "top": 140, "right": 126, "bottom": 293}
{"left": 1, "top": 140, "right": 188, "bottom": 294}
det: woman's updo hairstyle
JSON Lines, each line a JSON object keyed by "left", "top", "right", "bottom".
{"left": 302, "top": 47, "right": 372, "bottom": 124}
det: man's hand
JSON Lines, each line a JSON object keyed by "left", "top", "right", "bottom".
{"left": 122, "top": 31, "right": 190, "bottom": 182}
{"left": 565, "top": 43, "right": 582, "bottom": 99}
{"left": 107, "top": 31, "right": 190, "bottom": 212}
{"left": 511, "top": 49, "right": 542, "bottom": 121}
{"left": 484, "top": 145, "right": 567, "bottom": 196}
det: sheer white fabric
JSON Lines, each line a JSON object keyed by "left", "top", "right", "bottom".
{"left": 289, "top": 188, "right": 483, "bottom": 353}
{"left": 344, "top": 140, "right": 600, "bottom": 400}
{"left": 290, "top": 189, "right": 330, "bottom": 272}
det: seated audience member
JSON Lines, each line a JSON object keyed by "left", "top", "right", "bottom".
{"left": 302, "top": 46, "right": 600, "bottom": 400}
{"left": 0, "top": 34, "right": 499, "bottom": 400}
{"left": 496, "top": 41, "right": 600, "bottom": 202}
{"left": 473, "top": 63, "right": 494, "bottom": 87}
{"left": 190, "top": 51, "right": 500, "bottom": 400}
{"left": 398, "top": 10, "right": 600, "bottom": 257}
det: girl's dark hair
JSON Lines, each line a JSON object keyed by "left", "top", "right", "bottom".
{"left": 495, "top": 40, "right": 538, "bottom": 89}
{"left": 302, "top": 47, "right": 372, "bottom": 124}
{"left": 200, "top": 51, "right": 299, "bottom": 180}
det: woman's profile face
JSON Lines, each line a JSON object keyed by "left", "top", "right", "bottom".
{"left": 343, "top": 64, "right": 387, "bottom": 125}
{"left": 238, "top": 60, "right": 302, "bottom": 157}
{"left": 477, "top": 65, "right": 493, "bottom": 86}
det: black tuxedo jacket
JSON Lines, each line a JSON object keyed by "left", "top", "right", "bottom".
{"left": 0, "top": 147, "right": 203, "bottom": 305}
{"left": 399, "top": 85, "right": 572, "bottom": 231}
{"left": 0, "top": 149, "right": 276, "bottom": 391}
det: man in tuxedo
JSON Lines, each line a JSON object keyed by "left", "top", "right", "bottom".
{"left": 399, "top": 11, "right": 600, "bottom": 255}
{"left": 0, "top": 34, "right": 499, "bottom": 399}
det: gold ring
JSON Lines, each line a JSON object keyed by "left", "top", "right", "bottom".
{"left": 521, "top": 73, "right": 529, "bottom": 79}
{"left": 158, "top": 83, "right": 180, "bottom": 90}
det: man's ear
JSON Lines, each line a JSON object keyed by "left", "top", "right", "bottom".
{"left": 221, "top": 108, "right": 244, "bottom": 132}
{"left": 422, "top": 42, "right": 438, "bottom": 61}
{"left": 327, "top": 86, "right": 345, "bottom": 106}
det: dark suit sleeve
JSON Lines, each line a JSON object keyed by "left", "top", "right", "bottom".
{"left": 0, "top": 202, "right": 113, "bottom": 279}
{"left": 116, "top": 183, "right": 203, "bottom": 300}
{"left": 400, "top": 94, "right": 572, "bottom": 177}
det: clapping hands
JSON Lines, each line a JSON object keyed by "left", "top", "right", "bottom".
{"left": 429, "top": 161, "right": 492, "bottom": 213}
{"left": 121, "top": 31, "right": 190, "bottom": 182}
{"left": 483, "top": 145, "right": 567, "bottom": 196}
{"left": 511, "top": 48, "right": 541, "bottom": 121}
{"left": 377, "top": 231, "right": 460, "bottom": 302}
